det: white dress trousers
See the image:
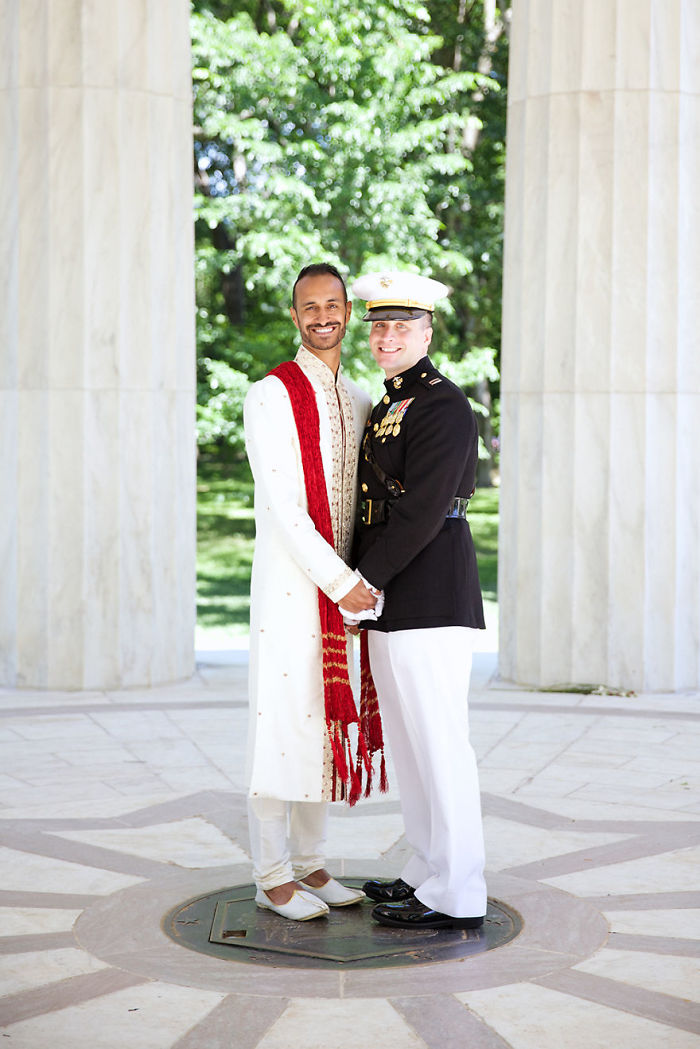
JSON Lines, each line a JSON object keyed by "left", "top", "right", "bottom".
{"left": 368, "top": 626, "right": 487, "bottom": 918}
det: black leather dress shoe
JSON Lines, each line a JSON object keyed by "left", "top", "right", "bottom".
{"left": 371, "top": 898, "right": 485, "bottom": 930}
{"left": 362, "top": 877, "right": 415, "bottom": 903}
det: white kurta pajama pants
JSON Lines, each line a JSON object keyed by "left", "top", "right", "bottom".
{"left": 368, "top": 626, "right": 487, "bottom": 918}
{"left": 248, "top": 798, "right": 328, "bottom": 890}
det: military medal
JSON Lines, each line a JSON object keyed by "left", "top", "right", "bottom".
{"left": 374, "top": 398, "right": 415, "bottom": 439}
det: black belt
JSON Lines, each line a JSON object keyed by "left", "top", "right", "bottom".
{"left": 359, "top": 496, "right": 471, "bottom": 527}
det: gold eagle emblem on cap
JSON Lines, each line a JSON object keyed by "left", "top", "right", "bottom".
{"left": 379, "top": 276, "right": 393, "bottom": 288}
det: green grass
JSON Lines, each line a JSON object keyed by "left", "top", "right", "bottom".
{"left": 468, "top": 486, "right": 499, "bottom": 604}
{"left": 197, "top": 460, "right": 255, "bottom": 637}
{"left": 196, "top": 459, "right": 499, "bottom": 639}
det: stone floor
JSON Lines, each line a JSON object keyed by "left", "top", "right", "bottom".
{"left": 0, "top": 636, "right": 699, "bottom": 1048}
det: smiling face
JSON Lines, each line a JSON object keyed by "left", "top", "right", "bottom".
{"left": 368, "top": 316, "right": 433, "bottom": 378}
{"left": 290, "top": 273, "right": 352, "bottom": 366}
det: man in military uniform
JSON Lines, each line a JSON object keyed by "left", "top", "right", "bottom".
{"left": 350, "top": 271, "right": 487, "bottom": 930}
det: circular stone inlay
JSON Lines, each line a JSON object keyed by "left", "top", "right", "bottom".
{"left": 163, "top": 880, "right": 522, "bottom": 970}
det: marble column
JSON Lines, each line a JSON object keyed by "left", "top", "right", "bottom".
{"left": 499, "top": 0, "right": 700, "bottom": 692}
{"left": 0, "top": 1, "right": 196, "bottom": 689}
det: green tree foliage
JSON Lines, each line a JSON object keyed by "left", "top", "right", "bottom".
{"left": 192, "top": 0, "right": 508, "bottom": 465}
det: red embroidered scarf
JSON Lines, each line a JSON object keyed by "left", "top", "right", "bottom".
{"left": 270, "top": 360, "right": 387, "bottom": 804}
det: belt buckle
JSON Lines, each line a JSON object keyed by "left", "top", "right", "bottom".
{"left": 446, "top": 497, "right": 468, "bottom": 519}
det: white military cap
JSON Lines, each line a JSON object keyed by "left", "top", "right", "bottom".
{"left": 351, "top": 270, "right": 449, "bottom": 321}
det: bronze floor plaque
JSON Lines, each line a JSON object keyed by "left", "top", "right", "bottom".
{"left": 164, "top": 881, "right": 522, "bottom": 970}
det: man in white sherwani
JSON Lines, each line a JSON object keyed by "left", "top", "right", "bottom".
{"left": 243, "top": 263, "right": 378, "bottom": 921}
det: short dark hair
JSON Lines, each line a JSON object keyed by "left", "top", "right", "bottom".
{"left": 292, "top": 263, "right": 348, "bottom": 309}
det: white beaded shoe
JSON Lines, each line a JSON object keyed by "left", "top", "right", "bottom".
{"left": 254, "top": 888, "right": 329, "bottom": 921}
{"left": 299, "top": 877, "right": 366, "bottom": 907}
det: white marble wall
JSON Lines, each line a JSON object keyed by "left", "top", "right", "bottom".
{"left": 499, "top": 0, "right": 700, "bottom": 692}
{"left": 0, "top": 0, "right": 196, "bottom": 689}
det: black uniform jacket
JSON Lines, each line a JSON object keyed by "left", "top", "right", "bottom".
{"left": 354, "top": 355, "right": 485, "bottom": 633}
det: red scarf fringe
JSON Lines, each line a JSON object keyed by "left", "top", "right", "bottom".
{"left": 270, "top": 361, "right": 386, "bottom": 804}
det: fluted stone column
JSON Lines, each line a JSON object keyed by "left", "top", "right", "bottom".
{"left": 499, "top": 0, "right": 700, "bottom": 692}
{"left": 0, "top": 1, "right": 196, "bottom": 689}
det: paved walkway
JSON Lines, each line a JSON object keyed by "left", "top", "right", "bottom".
{"left": 0, "top": 639, "right": 699, "bottom": 1048}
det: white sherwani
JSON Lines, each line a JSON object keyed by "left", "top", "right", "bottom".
{"left": 244, "top": 347, "right": 371, "bottom": 802}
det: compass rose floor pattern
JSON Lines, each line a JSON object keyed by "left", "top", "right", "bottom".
{"left": 0, "top": 647, "right": 699, "bottom": 1048}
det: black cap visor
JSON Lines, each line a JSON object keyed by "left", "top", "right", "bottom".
{"left": 362, "top": 306, "right": 431, "bottom": 322}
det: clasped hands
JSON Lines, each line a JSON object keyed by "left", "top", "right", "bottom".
{"left": 339, "top": 575, "right": 384, "bottom": 635}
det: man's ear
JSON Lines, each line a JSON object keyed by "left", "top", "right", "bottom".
{"left": 345, "top": 300, "right": 353, "bottom": 322}
{"left": 425, "top": 325, "right": 433, "bottom": 347}
{"left": 290, "top": 306, "right": 300, "bottom": 331}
